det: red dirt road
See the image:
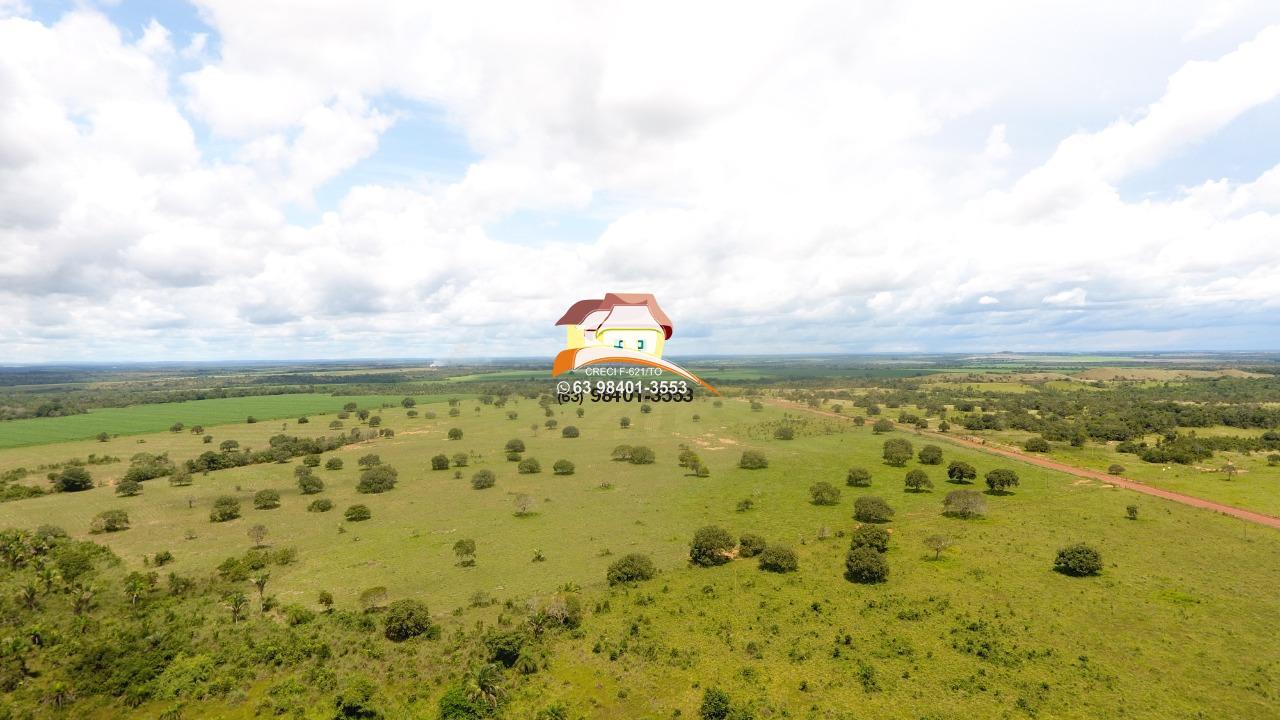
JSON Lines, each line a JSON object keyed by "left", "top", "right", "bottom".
{"left": 771, "top": 399, "right": 1280, "bottom": 530}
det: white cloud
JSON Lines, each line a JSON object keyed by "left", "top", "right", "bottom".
{"left": 2, "top": 2, "right": 1280, "bottom": 360}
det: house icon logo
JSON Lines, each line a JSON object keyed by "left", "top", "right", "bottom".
{"left": 552, "top": 293, "right": 718, "bottom": 394}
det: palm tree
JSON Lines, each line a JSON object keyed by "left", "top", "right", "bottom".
{"left": 18, "top": 584, "right": 38, "bottom": 611}
{"left": 463, "top": 663, "right": 505, "bottom": 709}
{"left": 252, "top": 573, "right": 270, "bottom": 605}
{"left": 227, "top": 591, "right": 248, "bottom": 623}
{"left": 71, "top": 584, "right": 95, "bottom": 616}
{"left": 37, "top": 565, "right": 60, "bottom": 595}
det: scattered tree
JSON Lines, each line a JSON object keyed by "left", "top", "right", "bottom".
{"left": 844, "top": 546, "right": 888, "bottom": 583}
{"left": 946, "top": 460, "right": 977, "bottom": 484}
{"left": 53, "top": 466, "right": 94, "bottom": 492}
{"left": 518, "top": 458, "right": 542, "bottom": 474}
{"left": 514, "top": 493, "right": 535, "bottom": 516}
{"left": 431, "top": 454, "right": 450, "bottom": 471}
{"left": 1108, "top": 464, "right": 1126, "bottom": 475}
{"left": 448, "top": 428, "right": 464, "bottom": 440}
{"left": 882, "top": 438, "right": 913, "bottom": 466}
{"left": 253, "top": 489, "right": 281, "bottom": 509}
{"left": 89, "top": 509, "right": 130, "bottom": 533}
{"left": 738, "top": 450, "right": 769, "bottom": 470}
{"left": 984, "top": 468, "right": 1020, "bottom": 494}
{"left": 1024, "top": 436, "right": 1051, "bottom": 453}
{"left": 853, "top": 496, "right": 894, "bottom": 523}
{"left": 325, "top": 457, "right": 344, "bottom": 471}
{"left": 758, "top": 545, "right": 798, "bottom": 573}
{"left": 943, "top": 489, "right": 988, "bottom": 518}
{"left": 849, "top": 524, "right": 890, "bottom": 553}
{"left": 357, "top": 465, "right": 398, "bottom": 493}
{"left": 628, "top": 446, "right": 656, "bottom": 464}
{"left": 248, "top": 524, "right": 269, "bottom": 547}
{"left": 210, "top": 496, "right": 241, "bottom": 522}
{"left": 809, "top": 481, "right": 841, "bottom": 505}
{"left": 471, "top": 469, "right": 496, "bottom": 489}
{"left": 384, "top": 598, "right": 435, "bottom": 641}
{"left": 924, "top": 534, "right": 953, "bottom": 560}
{"left": 1126, "top": 504, "right": 1139, "bottom": 520}
{"left": 552, "top": 459, "right": 575, "bottom": 475}
{"left": 297, "top": 474, "right": 324, "bottom": 495}
{"left": 846, "top": 467, "right": 872, "bottom": 487}
{"left": 904, "top": 469, "right": 933, "bottom": 493}
{"left": 505, "top": 439, "right": 526, "bottom": 454}
{"left": 738, "top": 533, "right": 767, "bottom": 557}
{"left": 307, "top": 498, "right": 333, "bottom": 513}
{"left": 872, "top": 418, "right": 894, "bottom": 434}
{"left": 689, "top": 525, "right": 735, "bottom": 566}
{"left": 606, "top": 553, "right": 656, "bottom": 585}
{"left": 453, "top": 539, "right": 477, "bottom": 566}
{"left": 561, "top": 426, "right": 579, "bottom": 438}
{"left": 918, "top": 445, "right": 943, "bottom": 465}
{"left": 1054, "top": 543, "right": 1103, "bottom": 576}
{"left": 115, "top": 479, "right": 142, "bottom": 497}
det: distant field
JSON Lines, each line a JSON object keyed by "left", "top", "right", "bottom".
{"left": 0, "top": 393, "right": 467, "bottom": 449}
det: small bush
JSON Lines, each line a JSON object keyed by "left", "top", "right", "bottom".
{"left": 298, "top": 475, "right": 325, "bottom": 495}
{"left": 942, "top": 489, "right": 987, "bottom": 518}
{"left": 606, "top": 553, "right": 656, "bottom": 585}
{"left": 690, "top": 525, "right": 735, "bottom": 566}
{"left": 1125, "top": 504, "right": 1138, "bottom": 520}
{"left": 90, "top": 509, "right": 130, "bottom": 533}
{"left": 985, "top": 468, "right": 1020, "bottom": 494}
{"left": 846, "top": 467, "right": 872, "bottom": 487}
{"left": 738, "top": 450, "right": 769, "bottom": 469}
{"left": 1108, "top": 464, "right": 1125, "bottom": 475}
{"left": 471, "top": 469, "right": 496, "bottom": 489}
{"left": 210, "top": 496, "right": 241, "bottom": 523}
{"left": 447, "top": 428, "right": 463, "bottom": 440}
{"left": 848, "top": 524, "right": 889, "bottom": 553}
{"left": 738, "top": 533, "right": 767, "bottom": 557}
{"left": 518, "top": 458, "right": 542, "bottom": 474}
{"left": 1054, "top": 543, "right": 1102, "bottom": 576}
{"left": 552, "top": 459, "right": 575, "bottom": 475}
{"left": 904, "top": 469, "right": 933, "bottom": 492}
{"left": 809, "top": 481, "right": 841, "bottom": 505}
{"left": 628, "top": 446, "right": 656, "bottom": 464}
{"left": 1024, "top": 436, "right": 1051, "bottom": 453}
{"left": 561, "top": 426, "right": 579, "bottom": 438}
{"left": 115, "top": 479, "right": 142, "bottom": 497}
{"left": 384, "top": 598, "right": 436, "bottom": 641}
{"left": 845, "top": 546, "right": 889, "bottom": 583}
{"left": 325, "top": 457, "right": 344, "bottom": 471}
{"left": 853, "top": 496, "right": 894, "bottom": 523}
{"left": 308, "top": 498, "right": 334, "bottom": 513}
{"left": 254, "top": 489, "right": 281, "bottom": 509}
{"left": 357, "top": 465, "right": 398, "bottom": 493}
{"left": 431, "top": 454, "right": 450, "bottom": 471}
{"left": 882, "top": 438, "right": 913, "bottom": 466}
{"left": 345, "top": 505, "right": 372, "bottom": 522}
{"left": 774, "top": 426, "right": 795, "bottom": 440}
{"left": 758, "top": 545, "right": 798, "bottom": 573}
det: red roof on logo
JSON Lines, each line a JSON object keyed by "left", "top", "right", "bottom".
{"left": 556, "top": 293, "right": 673, "bottom": 339}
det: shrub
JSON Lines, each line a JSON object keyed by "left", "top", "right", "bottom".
{"left": 758, "top": 544, "right": 798, "bottom": 573}
{"left": 619, "top": 417, "right": 631, "bottom": 428}
{"left": 447, "top": 428, "right": 463, "bottom": 440}
{"left": 210, "top": 496, "right": 241, "bottom": 522}
{"left": 1054, "top": 543, "right": 1103, "bottom": 576}
{"left": 431, "top": 454, "right": 450, "bottom": 471}
{"left": 357, "top": 465, "right": 398, "bottom": 493}
{"left": 471, "top": 469, "right": 496, "bottom": 489}
{"left": 606, "top": 553, "right": 657, "bottom": 585}
{"left": 344, "top": 505, "right": 372, "bottom": 522}
{"left": 506, "top": 451, "right": 522, "bottom": 462}
{"left": 552, "top": 459, "right": 575, "bottom": 475}
{"left": 918, "top": 445, "right": 943, "bottom": 465}
{"left": 853, "top": 496, "right": 894, "bottom": 523}
{"left": 308, "top": 498, "right": 333, "bottom": 513}
{"left": 325, "top": 457, "right": 344, "bottom": 471}
{"left": 809, "top": 481, "right": 841, "bottom": 505}
{"left": 735, "top": 498, "right": 754, "bottom": 512}
{"left": 358, "top": 454, "right": 381, "bottom": 468}
{"left": 561, "top": 426, "right": 579, "bottom": 438}
{"left": 984, "top": 468, "right": 1020, "bottom": 494}
{"left": 882, "top": 438, "right": 913, "bottom": 466}
{"left": 506, "top": 439, "right": 526, "bottom": 454}
{"left": 872, "top": 418, "right": 894, "bottom": 434}
{"left": 628, "top": 446, "right": 656, "bottom": 464}
{"left": 904, "top": 469, "right": 933, "bottom": 492}
{"left": 1024, "top": 437, "right": 1051, "bottom": 453}
{"left": 302, "top": 454, "right": 322, "bottom": 467}
{"left": 845, "top": 546, "right": 889, "bottom": 583}
{"left": 690, "top": 525, "right": 735, "bottom": 566}
{"left": 153, "top": 550, "right": 174, "bottom": 566}
{"left": 254, "top": 489, "right": 281, "bottom": 509}
{"left": 53, "top": 466, "right": 94, "bottom": 492}
{"left": 774, "top": 426, "right": 795, "bottom": 440}
{"left": 298, "top": 474, "right": 325, "bottom": 495}
{"left": 738, "top": 450, "right": 769, "bottom": 469}
{"left": 115, "top": 479, "right": 142, "bottom": 497}
{"left": 846, "top": 467, "right": 872, "bottom": 487}
{"left": 1107, "top": 464, "right": 1125, "bottom": 475}
{"left": 946, "top": 461, "right": 977, "bottom": 483}
{"left": 943, "top": 489, "right": 987, "bottom": 518}
{"left": 610, "top": 445, "right": 633, "bottom": 461}
{"left": 738, "top": 533, "right": 767, "bottom": 557}
{"left": 89, "top": 509, "right": 130, "bottom": 533}
{"left": 518, "top": 458, "right": 542, "bottom": 474}
{"left": 384, "top": 598, "right": 435, "bottom": 641}
{"left": 848, "top": 524, "right": 889, "bottom": 553}
{"left": 700, "top": 688, "right": 734, "bottom": 720}
{"left": 1126, "top": 504, "right": 1139, "bottom": 520}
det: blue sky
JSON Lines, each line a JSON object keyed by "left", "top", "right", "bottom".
{"left": 2, "top": 1, "right": 1280, "bottom": 361}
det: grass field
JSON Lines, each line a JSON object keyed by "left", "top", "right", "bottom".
{"left": 0, "top": 393, "right": 468, "bottom": 449}
{"left": 1, "top": 395, "right": 1278, "bottom": 717}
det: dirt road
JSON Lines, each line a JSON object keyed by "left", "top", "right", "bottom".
{"left": 770, "top": 399, "right": 1280, "bottom": 530}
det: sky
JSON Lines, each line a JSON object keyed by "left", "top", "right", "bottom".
{"left": 2, "top": 1, "right": 1280, "bottom": 362}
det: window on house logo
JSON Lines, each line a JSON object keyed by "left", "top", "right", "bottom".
{"left": 636, "top": 339, "right": 645, "bottom": 350}
{"left": 614, "top": 339, "right": 624, "bottom": 349}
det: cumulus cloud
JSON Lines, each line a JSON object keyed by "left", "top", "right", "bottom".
{"left": 2, "top": 1, "right": 1280, "bottom": 360}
